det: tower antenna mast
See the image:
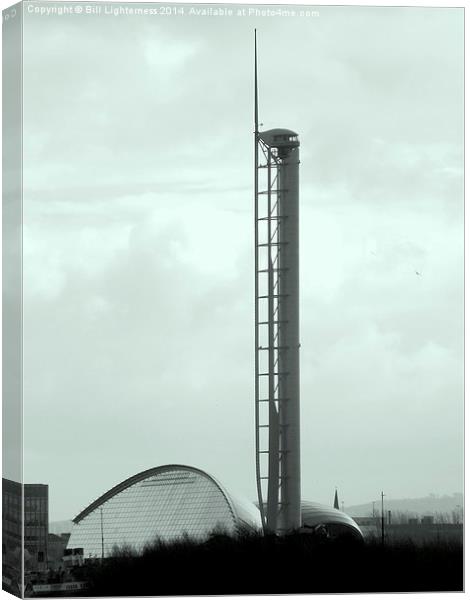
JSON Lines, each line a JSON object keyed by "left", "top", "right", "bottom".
{"left": 254, "top": 31, "right": 301, "bottom": 534}
{"left": 254, "top": 29, "right": 259, "bottom": 136}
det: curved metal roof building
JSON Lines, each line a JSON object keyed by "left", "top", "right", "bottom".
{"left": 67, "top": 465, "right": 262, "bottom": 558}
{"left": 301, "top": 501, "right": 363, "bottom": 540}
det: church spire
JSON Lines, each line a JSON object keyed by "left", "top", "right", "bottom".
{"left": 334, "top": 488, "right": 339, "bottom": 510}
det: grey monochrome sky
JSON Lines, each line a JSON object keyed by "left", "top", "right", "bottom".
{"left": 14, "top": 2, "right": 464, "bottom": 521}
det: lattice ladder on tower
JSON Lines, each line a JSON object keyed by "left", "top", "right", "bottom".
{"left": 254, "top": 135, "right": 290, "bottom": 533}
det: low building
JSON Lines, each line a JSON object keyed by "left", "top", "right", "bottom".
{"left": 47, "top": 533, "right": 71, "bottom": 570}
{"left": 300, "top": 502, "right": 363, "bottom": 540}
{"left": 421, "top": 515, "right": 434, "bottom": 525}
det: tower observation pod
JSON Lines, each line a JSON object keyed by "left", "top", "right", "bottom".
{"left": 253, "top": 32, "right": 301, "bottom": 535}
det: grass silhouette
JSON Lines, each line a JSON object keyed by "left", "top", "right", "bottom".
{"left": 79, "top": 530, "right": 463, "bottom": 596}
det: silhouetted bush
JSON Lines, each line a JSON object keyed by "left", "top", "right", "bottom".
{"left": 81, "top": 530, "right": 463, "bottom": 596}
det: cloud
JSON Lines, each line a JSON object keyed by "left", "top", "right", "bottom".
{"left": 19, "top": 6, "right": 463, "bottom": 518}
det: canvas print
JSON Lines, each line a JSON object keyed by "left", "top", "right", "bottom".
{"left": 2, "top": 1, "right": 464, "bottom": 596}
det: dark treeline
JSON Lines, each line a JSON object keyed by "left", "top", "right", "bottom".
{"left": 80, "top": 531, "right": 463, "bottom": 596}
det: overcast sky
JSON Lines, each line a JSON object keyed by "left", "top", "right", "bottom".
{"left": 16, "top": 3, "right": 463, "bottom": 521}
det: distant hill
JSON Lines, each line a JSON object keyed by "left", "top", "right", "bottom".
{"left": 49, "top": 520, "right": 74, "bottom": 534}
{"left": 345, "top": 493, "right": 463, "bottom": 518}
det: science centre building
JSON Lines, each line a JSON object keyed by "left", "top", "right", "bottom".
{"left": 67, "top": 464, "right": 362, "bottom": 559}
{"left": 66, "top": 465, "right": 263, "bottom": 558}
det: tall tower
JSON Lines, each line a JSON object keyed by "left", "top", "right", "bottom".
{"left": 254, "top": 31, "right": 301, "bottom": 534}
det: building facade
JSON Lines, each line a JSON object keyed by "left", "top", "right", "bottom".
{"left": 2, "top": 479, "right": 49, "bottom": 573}
{"left": 2, "top": 478, "right": 22, "bottom": 568}
{"left": 24, "top": 484, "right": 49, "bottom": 569}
